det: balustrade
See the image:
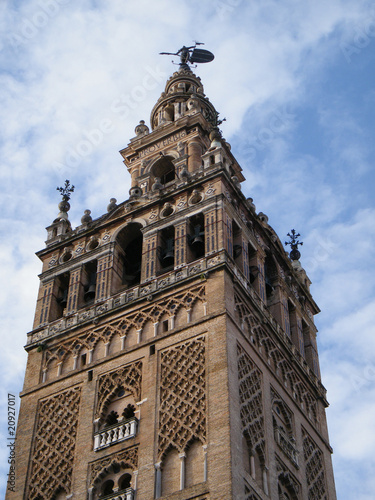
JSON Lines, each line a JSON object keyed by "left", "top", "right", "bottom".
{"left": 94, "top": 417, "right": 138, "bottom": 451}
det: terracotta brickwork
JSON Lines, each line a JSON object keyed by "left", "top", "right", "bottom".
{"left": 9, "top": 63, "right": 336, "bottom": 500}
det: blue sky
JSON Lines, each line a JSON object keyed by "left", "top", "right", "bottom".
{"left": 1, "top": 0, "right": 375, "bottom": 498}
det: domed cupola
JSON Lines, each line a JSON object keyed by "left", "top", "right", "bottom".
{"left": 150, "top": 66, "right": 219, "bottom": 130}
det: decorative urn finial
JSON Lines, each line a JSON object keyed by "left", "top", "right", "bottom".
{"left": 54, "top": 180, "right": 74, "bottom": 222}
{"left": 285, "top": 229, "right": 303, "bottom": 261}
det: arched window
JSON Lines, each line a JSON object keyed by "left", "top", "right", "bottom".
{"left": 93, "top": 467, "right": 133, "bottom": 500}
{"left": 151, "top": 156, "right": 175, "bottom": 186}
{"left": 114, "top": 223, "right": 143, "bottom": 291}
{"left": 187, "top": 214, "right": 205, "bottom": 261}
{"left": 157, "top": 226, "right": 175, "bottom": 273}
{"left": 94, "top": 389, "right": 138, "bottom": 451}
{"left": 105, "top": 410, "right": 119, "bottom": 427}
{"left": 101, "top": 479, "right": 114, "bottom": 496}
{"left": 122, "top": 404, "right": 135, "bottom": 420}
{"left": 119, "top": 473, "right": 132, "bottom": 490}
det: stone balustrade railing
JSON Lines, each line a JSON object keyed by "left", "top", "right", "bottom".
{"left": 101, "top": 487, "right": 134, "bottom": 500}
{"left": 94, "top": 417, "right": 138, "bottom": 451}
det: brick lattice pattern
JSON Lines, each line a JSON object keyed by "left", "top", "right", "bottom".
{"left": 237, "top": 343, "right": 266, "bottom": 462}
{"left": 302, "top": 428, "right": 327, "bottom": 499}
{"left": 158, "top": 337, "right": 206, "bottom": 459}
{"left": 27, "top": 386, "right": 81, "bottom": 499}
{"left": 234, "top": 291, "right": 318, "bottom": 426}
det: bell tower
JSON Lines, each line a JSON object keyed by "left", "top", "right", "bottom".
{"left": 10, "top": 47, "right": 336, "bottom": 500}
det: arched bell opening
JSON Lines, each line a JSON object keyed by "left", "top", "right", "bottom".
{"left": 151, "top": 156, "right": 176, "bottom": 187}
{"left": 113, "top": 223, "right": 143, "bottom": 292}
{"left": 187, "top": 214, "right": 205, "bottom": 262}
{"left": 157, "top": 226, "right": 175, "bottom": 274}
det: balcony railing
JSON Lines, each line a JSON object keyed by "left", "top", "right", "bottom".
{"left": 274, "top": 426, "right": 299, "bottom": 467}
{"left": 94, "top": 417, "right": 138, "bottom": 451}
{"left": 101, "top": 487, "right": 134, "bottom": 500}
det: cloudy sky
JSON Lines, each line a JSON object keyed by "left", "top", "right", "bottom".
{"left": 1, "top": 0, "right": 375, "bottom": 497}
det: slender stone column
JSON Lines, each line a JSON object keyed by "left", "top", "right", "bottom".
{"left": 120, "top": 335, "right": 126, "bottom": 350}
{"left": 88, "top": 348, "right": 94, "bottom": 363}
{"left": 250, "top": 452, "right": 256, "bottom": 479}
{"left": 263, "top": 466, "right": 269, "bottom": 495}
{"left": 203, "top": 444, "right": 208, "bottom": 481}
{"left": 155, "top": 462, "right": 162, "bottom": 499}
{"left": 104, "top": 342, "right": 110, "bottom": 357}
{"left": 179, "top": 452, "right": 186, "bottom": 490}
{"left": 153, "top": 322, "right": 159, "bottom": 336}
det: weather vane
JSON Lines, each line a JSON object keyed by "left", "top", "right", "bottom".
{"left": 57, "top": 179, "right": 75, "bottom": 200}
{"left": 160, "top": 42, "right": 214, "bottom": 69}
{"left": 285, "top": 229, "right": 303, "bottom": 261}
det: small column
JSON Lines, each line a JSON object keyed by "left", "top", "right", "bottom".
{"left": 120, "top": 335, "right": 126, "bottom": 350}
{"left": 175, "top": 221, "right": 187, "bottom": 267}
{"left": 96, "top": 254, "right": 112, "bottom": 301}
{"left": 93, "top": 418, "right": 100, "bottom": 433}
{"left": 186, "top": 309, "right": 191, "bottom": 323}
{"left": 133, "top": 469, "right": 138, "bottom": 492}
{"left": 88, "top": 349, "right": 94, "bottom": 364}
{"left": 34, "top": 280, "right": 54, "bottom": 328}
{"left": 203, "top": 444, "right": 208, "bottom": 482}
{"left": 65, "top": 267, "right": 82, "bottom": 315}
{"left": 179, "top": 452, "right": 186, "bottom": 490}
{"left": 57, "top": 362, "right": 63, "bottom": 377}
{"left": 104, "top": 342, "right": 110, "bottom": 357}
{"left": 88, "top": 488, "right": 94, "bottom": 500}
{"left": 142, "top": 233, "right": 158, "bottom": 282}
{"left": 187, "top": 140, "right": 202, "bottom": 172}
{"left": 169, "top": 315, "right": 175, "bottom": 330}
{"left": 155, "top": 462, "right": 162, "bottom": 499}
{"left": 73, "top": 355, "right": 78, "bottom": 370}
{"left": 262, "top": 466, "right": 269, "bottom": 495}
{"left": 137, "top": 328, "right": 142, "bottom": 344}
{"left": 153, "top": 322, "right": 159, "bottom": 337}
{"left": 204, "top": 210, "right": 218, "bottom": 255}
{"left": 203, "top": 302, "right": 208, "bottom": 316}
{"left": 250, "top": 452, "right": 256, "bottom": 480}
{"left": 42, "top": 368, "right": 47, "bottom": 383}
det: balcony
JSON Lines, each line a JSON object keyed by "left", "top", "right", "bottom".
{"left": 101, "top": 487, "right": 134, "bottom": 500}
{"left": 274, "top": 425, "right": 299, "bottom": 467}
{"left": 94, "top": 417, "right": 138, "bottom": 451}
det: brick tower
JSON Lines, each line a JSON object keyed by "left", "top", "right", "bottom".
{"left": 10, "top": 49, "right": 336, "bottom": 500}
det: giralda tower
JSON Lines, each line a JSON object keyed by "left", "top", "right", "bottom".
{"left": 10, "top": 46, "right": 336, "bottom": 500}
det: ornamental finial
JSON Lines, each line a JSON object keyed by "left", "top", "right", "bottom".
{"left": 285, "top": 229, "right": 303, "bottom": 261}
{"left": 57, "top": 179, "right": 75, "bottom": 200}
{"left": 54, "top": 180, "right": 74, "bottom": 223}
